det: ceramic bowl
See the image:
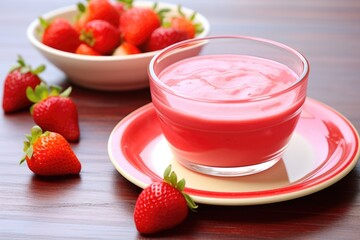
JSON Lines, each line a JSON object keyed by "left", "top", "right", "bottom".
{"left": 27, "top": 1, "right": 210, "bottom": 91}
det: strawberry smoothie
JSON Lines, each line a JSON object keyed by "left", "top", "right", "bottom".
{"left": 149, "top": 37, "right": 309, "bottom": 176}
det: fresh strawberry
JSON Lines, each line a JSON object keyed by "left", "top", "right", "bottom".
{"left": 112, "top": 41, "right": 140, "bottom": 56}
{"left": 134, "top": 165, "right": 198, "bottom": 234}
{"left": 27, "top": 83, "right": 80, "bottom": 142}
{"left": 145, "top": 27, "right": 188, "bottom": 52}
{"left": 75, "top": 0, "right": 120, "bottom": 31}
{"left": 75, "top": 43, "right": 101, "bottom": 56}
{"left": 40, "top": 17, "right": 81, "bottom": 53}
{"left": 2, "top": 56, "right": 45, "bottom": 113}
{"left": 170, "top": 6, "right": 204, "bottom": 39}
{"left": 20, "top": 125, "right": 81, "bottom": 176}
{"left": 113, "top": 0, "right": 133, "bottom": 32}
{"left": 120, "top": 7, "right": 161, "bottom": 46}
{"left": 80, "top": 19, "right": 121, "bottom": 55}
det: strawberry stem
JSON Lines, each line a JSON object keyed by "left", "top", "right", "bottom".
{"left": 9, "top": 55, "right": 46, "bottom": 76}
{"left": 26, "top": 82, "right": 72, "bottom": 114}
{"left": 163, "top": 165, "right": 198, "bottom": 211}
{"left": 20, "top": 126, "right": 48, "bottom": 164}
{"left": 80, "top": 30, "right": 95, "bottom": 47}
{"left": 27, "top": 82, "right": 69, "bottom": 103}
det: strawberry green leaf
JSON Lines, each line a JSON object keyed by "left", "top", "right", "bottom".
{"left": 17, "top": 55, "right": 26, "bottom": 67}
{"left": 177, "top": 179, "right": 185, "bottom": 191}
{"left": 173, "top": 5, "right": 203, "bottom": 36}
{"left": 26, "top": 145, "right": 34, "bottom": 159}
{"left": 117, "top": 0, "right": 133, "bottom": 9}
{"left": 35, "top": 83, "right": 49, "bottom": 100}
{"left": 19, "top": 156, "right": 27, "bottom": 165}
{"left": 177, "top": 5, "right": 185, "bottom": 17}
{"left": 162, "top": 164, "right": 199, "bottom": 211}
{"left": 59, "top": 86, "right": 72, "bottom": 98}
{"left": 76, "top": 2, "right": 87, "bottom": 21}
{"left": 194, "top": 23, "right": 204, "bottom": 35}
{"left": 31, "top": 125, "right": 43, "bottom": 140}
{"left": 26, "top": 86, "right": 40, "bottom": 103}
{"left": 27, "top": 82, "right": 66, "bottom": 107}
{"left": 158, "top": 8, "right": 171, "bottom": 24}
{"left": 183, "top": 192, "right": 198, "bottom": 211}
{"left": 32, "top": 64, "right": 46, "bottom": 75}
{"left": 163, "top": 164, "right": 172, "bottom": 179}
{"left": 80, "top": 31, "right": 95, "bottom": 47}
{"left": 152, "top": 2, "right": 158, "bottom": 10}
{"left": 21, "top": 125, "right": 44, "bottom": 164}
{"left": 49, "top": 85, "right": 62, "bottom": 96}
{"left": 9, "top": 55, "right": 26, "bottom": 73}
{"left": 152, "top": 2, "right": 170, "bottom": 24}
{"left": 158, "top": 8, "right": 171, "bottom": 16}
{"left": 170, "top": 171, "right": 177, "bottom": 186}
{"left": 39, "top": 17, "right": 49, "bottom": 30}
{"left": 77, "top": 2, "right": 86, "bottom": 13}
{"left": 25, "top": 134, "right": 32, "bottom": 142}
{"left": 29, "top": 105, "right": 35, "bottom": 115}
{"left": 190, "top": 11, "right": 197, "bottom": 22}
{"left": 37, "top": 17, "right": 49, "bottom": 36}
{"left": 10, "top": 55, "right": 46, "bottom": 76}
{"left": 23, "top": 141, "right": 30, "bottom": 152}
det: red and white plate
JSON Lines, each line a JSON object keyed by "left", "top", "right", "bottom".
{"left": 108, "top": 98, "right": 359, "bottom": 205}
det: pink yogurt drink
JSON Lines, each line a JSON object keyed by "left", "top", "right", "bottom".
{"left": 149, "top": 36, "right": 309, "bottom": 176}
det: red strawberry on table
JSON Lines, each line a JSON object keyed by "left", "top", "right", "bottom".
{"left": 134, "top": 165, "right": 198, "bottom": 234}
{"left": 2, "top": 55, "right": 45, "bottom": 113}
{"left": 26, "top": 83, "right": 80, "bottom": 142}
{"left": 80, "top": 19, "right": 121, "bottom": 55}
{"left": 145, "top": 27, "right": 188, "bottom": 52}
{"left": 76, "top": 0, "right": 120, "bottom": 31}
{"left": 120, "top": 6, "right": 161, "bottom": 46}
{"left": 40, "top": 17, "right": 81, "bottom": 53}
{"left": 20, "top": 125, "right": 81, "bottom": 176}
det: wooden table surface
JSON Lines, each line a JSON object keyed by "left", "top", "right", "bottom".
{"left": 1, "top": 0, "right": 359, "bottom": 239}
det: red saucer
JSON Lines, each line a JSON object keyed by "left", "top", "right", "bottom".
{"left": 108, "top": 98, "right": 359, "bottom": 205}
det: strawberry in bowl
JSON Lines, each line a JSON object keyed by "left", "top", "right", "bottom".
{"left": 26, "top": 0, "right": 210, "bottom": 91}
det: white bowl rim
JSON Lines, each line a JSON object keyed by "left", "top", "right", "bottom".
{"left": 26, "top": 2, "right": 211, "bottom": 62}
